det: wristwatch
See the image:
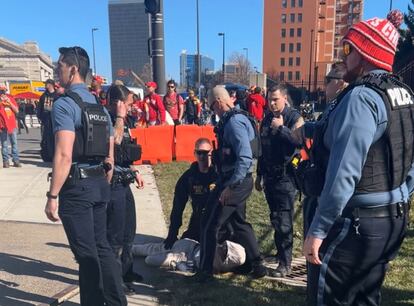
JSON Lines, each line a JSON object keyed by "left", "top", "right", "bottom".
{"left": 46, "top": 191, "right": 58, "bottom": 199}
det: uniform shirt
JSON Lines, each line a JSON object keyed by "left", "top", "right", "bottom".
{"left": 307, "top": 70, "right": 413, "bottom": 239}
{"left": 221, "top": 112, "right": 255, "bottom": 187}
{"left": 168, "top": 163, "right": 217, "bottom": 239}
{"left": 51, "top": 83, "right": 114, "bottom": 151}
{"left": 257, "top": 106, "right": 302, "bottom": 177}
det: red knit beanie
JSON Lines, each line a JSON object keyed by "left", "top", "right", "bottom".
{"left": 342, "top": 10, "right": 404, "bottom": 71}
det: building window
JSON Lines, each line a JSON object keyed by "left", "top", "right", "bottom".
{"left": 280, "top": 71, "right": 285, "bottom": 80}
{"left": 290, "top": 28, "right": 295, "bottom": 37}
{"left": 281, "top": 43, "right": 286, "bottom": 52}
{"left": 281, "top": 58, "right": 285, "bottom": 66}
{"left": 298, "top": 13, "right": 303, "bottom": 23}
{"left": 282, "top": 0, "right": 287, "bottom": 8}
{"left": 298, "top": 0, "right": 303, "bottom": 7}
{"left": 289, "top": 43, "right": 294, "bottom": 53}
{"left": 296, "top": 57, "right": 301, "bottom": 66}
{"left": 290, "top": 13, "right": 295, "bottom": 23}
{"left": 288, "top": 71, "right": 293, "bottom": 81}
{"left": 281, "top": 28, "right": 286, "bottom": 38}
{"left": 295, "top": 71, "right": 301, "bottom": 80}
{"left": 296, "top": 43, "right": 301, "bottom": 52}
{"left": 297, "top": 28, "right": 302, "bottom": 37}
{"left": 291, "top": 0, "right": 296, "bottom": 7}
{"left": 288, "top": 57, "right": 293, "bottom": 66}
{"left": 282, "top": 14, "right": 287, "bottom": 24}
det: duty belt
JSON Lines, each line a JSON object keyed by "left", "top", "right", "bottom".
{"left": 342, "top": 202, "right": 410, "bottom": 219}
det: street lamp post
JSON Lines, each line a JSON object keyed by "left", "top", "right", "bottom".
{"left": 308, "top": 29, "right": 314, "bottom": 97}
{"left": 218, "top": 32, "right": 225, "bottom": 83}
{"left": 243, "top": 47, "right": 249, "bottom": 63}
{"left": 196, "top": 0, "right": 201, "bottom": 90}
{"left": 243, "top": 47, "right": 249, "bottom": 80}
{"left": 91, "top": 27, "right": 98, "bottom": 75}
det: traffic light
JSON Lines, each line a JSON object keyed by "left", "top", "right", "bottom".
{"left": 144, "top": 0, "right": 160, "bottom": 14}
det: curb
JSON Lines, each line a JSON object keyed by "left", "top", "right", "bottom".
{"left": 37, "top": 285, "right": 79, "bottom": 306}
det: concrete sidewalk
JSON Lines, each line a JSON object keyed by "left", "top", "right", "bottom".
{"left": 0, "top": 129, "right": 168, "bottom": 305}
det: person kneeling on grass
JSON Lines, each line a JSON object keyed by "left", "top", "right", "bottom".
{"left": 132, "top": 238, "right": 246, "bottom": 273}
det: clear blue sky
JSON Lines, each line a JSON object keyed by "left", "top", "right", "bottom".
{"left": 1, "top": 0, "right": 410, "bottom": 82}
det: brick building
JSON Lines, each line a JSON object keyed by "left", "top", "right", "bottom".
{"left": 263, "top": 0, "right": 363, "bottom": 91}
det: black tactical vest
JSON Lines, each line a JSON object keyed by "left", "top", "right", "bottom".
{"left": 312, "top": 73, "right": 414, "bottom": 194}
{"left": 260, "top": 107, "right": 301, "bottom": 173}
{"left": 213, "top": 108, "right": 261, "bottom": 173}
{"left": 65, "top": 91, "right": 110, "bottom": 162}
{"left": 114, "top": 117, "right": 142, "bottom": 167}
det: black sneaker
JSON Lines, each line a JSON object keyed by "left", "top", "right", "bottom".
{"left": 251, "top": 262, "right": 267, "bottom": 279}
{"left": 268, "top": 264, "right": 291, "bottom": 278}
{"left": 123, "top": 272, "right": 143, "bottom": 285}
{"left": 191, "top": 271, "right": 215, "bottom": 283}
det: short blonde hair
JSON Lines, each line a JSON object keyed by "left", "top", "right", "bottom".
{"left": 207, "top": 85, "right": 230, "bottom": 107}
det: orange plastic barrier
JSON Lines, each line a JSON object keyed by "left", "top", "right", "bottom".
{"left": 201, "top": 125, "right": 217, "bottom": 147}
{"left": 130, "top": 125, "right": 174, "bottom": 164}
{"left": 175, "top": 125, "right": 203, "bottom": 162}
{"left": 130, "top": 128, "right": 146, "bottom": 165}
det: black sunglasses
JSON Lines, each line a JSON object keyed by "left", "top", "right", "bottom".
{"left": 195, "top": 150, "right": 211, "bottom": 156}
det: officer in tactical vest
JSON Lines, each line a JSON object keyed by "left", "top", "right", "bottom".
{"left": 300, "top": 11, "right": 413, "bottom": 305}
{"left": 196, "top": 86, "right": 267, "bottom": 282}
{"left": 164, "top": 138, "right": 218, "bottom": 249}
{"left": 44, "top": 46, "right": 126, "bottom": 306}
{"left": 255, "top": 84, "right": 304, "bottom": 277}
{"left": 106, "top": 84, "right": 145, "bottom": 295}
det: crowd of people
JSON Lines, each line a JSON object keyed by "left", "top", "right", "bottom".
{"left": 0, "top": 8, "right": 405, "bottom": 306}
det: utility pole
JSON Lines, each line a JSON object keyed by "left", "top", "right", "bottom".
{"left": 145, "top": 0, "right": 166, "bottom": 95}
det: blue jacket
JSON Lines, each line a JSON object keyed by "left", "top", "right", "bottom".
{"left": 307, "top": 70, "right": 414, "bottom": 239}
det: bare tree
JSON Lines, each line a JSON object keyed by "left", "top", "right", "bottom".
{"left": 226, "top": 52, "right": 252, "bottom": 85}
{"left": 139, "top": 63, "right": 153, "bottom": 83}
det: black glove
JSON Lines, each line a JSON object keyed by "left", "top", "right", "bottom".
{"left": 163, "top": 234, "right": 178, "bottom": 250}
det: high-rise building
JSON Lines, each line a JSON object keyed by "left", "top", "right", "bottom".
{"left": 180, "top": 50, "right": 214, "bottom": 88}
{"left": 263, "top": 0, "right": 363, "bottom": 91}
{"left": 108, "top": 0, "right": 150, "bottom": 85}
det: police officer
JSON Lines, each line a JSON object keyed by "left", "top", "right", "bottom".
{"left": 106, "top": 84, "right": 145, "bottom": 295}
{"left": 44, "top": 46, "right": 126, "bottom": 306}
{"left": 255, "top": 84, "right": 304, "bottom": 277}
{"left": 301, "top": 11, "right": 412, "bottom": 305}
{"left": 164, "top": 138, "right": 217, "bottom": 249}
{"left": 196, "top": 86, "right": 267, "bottom": 281}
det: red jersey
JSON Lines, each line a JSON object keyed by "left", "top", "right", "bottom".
{"left": 163, "top": 92, "right": 184, "bottom": 120}
{"left": 144, "top": 93, "right": 166, "bottom": 124}
{"left": 0, "top": 94, "right": 18, "bottom": 133}
{"left": 247, "top": 93, "right": 266, "bottom": 121}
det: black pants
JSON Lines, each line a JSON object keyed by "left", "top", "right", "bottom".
{"left": 18, "top": 116, "right": 28, "bottom": 134}
{"left": 199, "top": 176, "right": 261, "bottom": 274}
{"left": 107, "top": 183, "right": 137, "bottom": 279}
{"left": 263, "top": 175, "right": 296, "bottom": 267}
{"left": 58, "top": 177, "right": 126, "bottom": 306}
{"left": 307, "top": 211, "right": 408, "bottom": 306}
{"left": 303, "top": 196, "right": 318, "bottom": 237}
